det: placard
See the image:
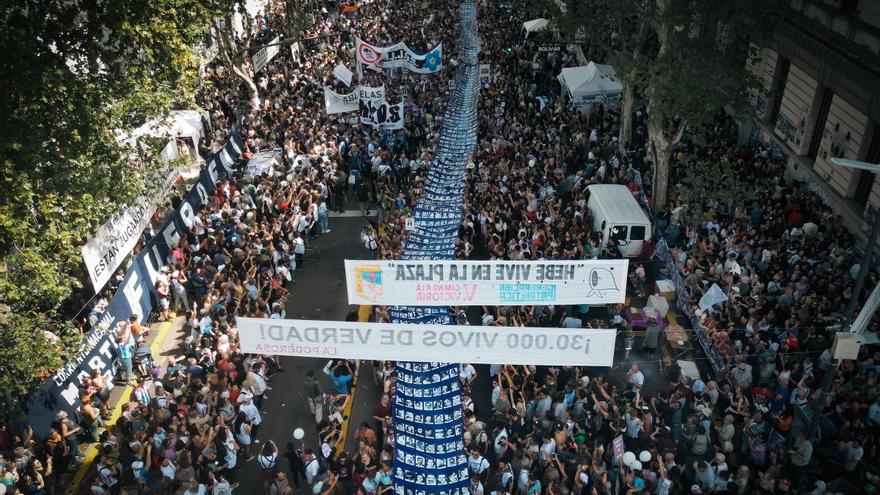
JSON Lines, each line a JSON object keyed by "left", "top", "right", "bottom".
{"left": 479, "top": 64, "right": 491, "bottom": 83}
{"left": 613, "top": 435, "right": 625, "bottom": 459}
{"left": 323, "top": 85, "right": 386, "bottom": 114}
{"left": 237, "top": 318, "right": 617, "bottom": 367}
{"left": 359, "top": 100, "right": 405, "bottom": 130}
{"left": 252, "top": 35, "right": 280, "bottom": 73}
{"left": 344, "top": 259, "right": 628, "bottom": 306}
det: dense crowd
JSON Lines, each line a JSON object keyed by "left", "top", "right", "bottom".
{"left": 2, "top": 0, "right": 879, "bottom": 494}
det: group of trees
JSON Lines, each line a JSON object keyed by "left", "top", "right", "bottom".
{"left": 558, "top": 0, "right": 781, "bottom": 210}
{"left": 0, "top": 0, "right": 316, "bottom": 417}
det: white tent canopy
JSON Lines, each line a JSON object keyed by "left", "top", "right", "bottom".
{"left": 557, "top": 62, "right": 623, "bottom": 111}
{"left": 523, "top": 18, "right": 548, "bottom": 36}
{"left": 130, "top": 110, "right": 205, "bottom": 162}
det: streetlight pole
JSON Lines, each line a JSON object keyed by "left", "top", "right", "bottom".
{"left": 805, "top": 158, "right": 880, "bottom": 440}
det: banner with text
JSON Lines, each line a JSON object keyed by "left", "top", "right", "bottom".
{"left": 355, "top": 38, "right": 443, "bottom": 74}
{"left": 82, "top": 198, "right": 157, "bottom": 294}
{"left": 252, "top": 35, "right": 280, "bottom": 73}
{"left": 237, "top": 317, "right": 617, "bottom": 366}
{"left": 359, "top": 99, "right": 404, "bottom": 130}
{"left": 344, "top": 259, "right": 628, "bottom": 306}
{"left": 24, "top": 129, "right": 244, "bottom": 437}
{"left": 323, "top": 85, "right": 386, "bottom": 114}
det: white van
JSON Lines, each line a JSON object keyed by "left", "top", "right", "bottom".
{"left": 586, "top": 184, "right": 652, "bottom": 258}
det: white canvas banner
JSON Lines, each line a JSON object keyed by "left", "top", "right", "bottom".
{"left": 333, "top": 63, "right": 353, "bottom": 86}
{"left": 323, "top": 85, "right": 385, "bottom": 114}
{"left": 344, "top": 259, "right": 628, "bottom": 306}
{"left": 252, "top": 35, "right": 280, "bottom": 73}
{"left": 82, "top": 198, "right": 157, "bottom": 293}
{"left": 237, "top": 317, "right": 618, "bottom": 366}
{"left": 359, "top": 100, "right": 404, "bottom": 130}
{"left": 355, "top": 38, "right": 443, "bottom": 74}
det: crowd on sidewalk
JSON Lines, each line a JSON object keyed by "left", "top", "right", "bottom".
{"left": 3, "top": 0, "right": 880, "bottom": 493}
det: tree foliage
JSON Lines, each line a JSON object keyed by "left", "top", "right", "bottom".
{"left": 558, "top": 0, "right": 780, "bottom": 209}
{"left": 0, "top": 0, "right": 211, "bottom": 403}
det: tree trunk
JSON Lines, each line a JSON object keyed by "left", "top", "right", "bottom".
{"left": 648, "top": 119, "right": 685, "bottom": 212}
{"left": 620, "top": 80, "right": 635, "bottom": 147}
{"left": 232, "top": 63, "right": 260, "bottom": 108}
{"left": 214, "top": 18, "right": 260, "bottom": 109}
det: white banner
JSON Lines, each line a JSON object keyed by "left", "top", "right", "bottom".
{"left": 344, "top": 259, "right": 628, "bottom": 306}
{"left": 355, "top": 38, "right": 443, "bottom": 74}
{"left": 333, "top": 63, "right": 353, "bottom": 86}
{"left": 359, "top": 100, "right": 404, "bottom": 130}
{"left": 323, "top": 85, "right": 385, "bottom": 114}
{"left": 82, "top": 198, "right": 157, "bottom": 293}
{"left": 252, "top": 35, "right": 280, "bottom": 73}
{"left": 237, "top": 317, "right": 617, "bottom": 366}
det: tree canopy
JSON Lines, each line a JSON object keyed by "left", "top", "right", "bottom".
{"left": 560, "top": 0, "right": 780, "bottom": 209}
{"left": 0, "top": 0, "right": 211, "bottom": 405}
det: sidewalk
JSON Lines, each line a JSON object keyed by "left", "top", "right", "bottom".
{"left": 66, "top": 313, "right": 188, "bottom": 494}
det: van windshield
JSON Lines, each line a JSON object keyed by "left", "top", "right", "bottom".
{"left": 611, "top": 225, "right": 628, "bottom": 241}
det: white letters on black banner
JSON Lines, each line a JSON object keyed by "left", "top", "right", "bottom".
{"left": 359, "top": 100, "right": 404, "bottom": 130}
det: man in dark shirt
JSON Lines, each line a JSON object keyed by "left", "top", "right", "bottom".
{"left": 371, "top": 393, "right": 392, "bottom": 449}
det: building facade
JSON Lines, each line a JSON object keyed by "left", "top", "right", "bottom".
{"left": 747, "top": 0, "right": 880, "bottom": 235}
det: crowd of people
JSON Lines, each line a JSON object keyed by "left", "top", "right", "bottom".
{"left": 2, "top": 0, "right": 880, "bottom": 494}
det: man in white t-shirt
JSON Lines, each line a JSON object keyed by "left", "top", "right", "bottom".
{"left": 303, "top": 449, "right": 321, "bottom": 484}
{"left": 184, "top": 480, "right": 207, "bottom": 495}
{"left": 467, "top": 449, "right": 490, "bottom": 476}
{"left": 460, "top": 363, "right": 477, "bottom": 384}
{"left": 627, "top": 363, "right": 645, "bottom": 394}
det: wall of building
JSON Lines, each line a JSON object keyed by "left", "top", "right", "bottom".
{"left": 745, "top": 1, "right": 880, "bottom": 238}
{"left": 749, "top": 44, "right": 779, "bottom": 119}
{"left": 812, "top": 95, "right": 870, "bottom": 196}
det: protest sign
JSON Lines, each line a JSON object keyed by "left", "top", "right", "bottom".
{"left": 355, "top": 37, "right": 443, "bottom": 74}
{"left": 323, "top": 85, "right": 385, "bottom": 114}
{"left": 252, "top": 35, "right": 280, "bottom": 73}
{"left": 81, "top": 198, "right": 157, "bottom": 293}
{"left": 344, "top": 259, "right": 628, "bottom": 306}
{"left": 613, "top": 435, "right": 625, "bottom": 459}
{"left": 333, "top": 63, "right": 353, "bottom": 86}
{"left": 237, "top": 317, "right": 617, "bottom": 366}
{"left": 359, "top": 100, "right": 405, "bottom": 130}
{"left": 479, "top": 64, "right": 491, "bottom": 83}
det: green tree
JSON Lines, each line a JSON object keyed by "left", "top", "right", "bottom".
{"left": 559, "top": 0, "right": 779, "bottom": 211}
{"left": 559, "top": 0, "right": 652, "bottom": 147}
{"left": 0, "top": 0, "right": 211, "bottom": 405}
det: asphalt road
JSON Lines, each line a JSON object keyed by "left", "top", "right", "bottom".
{"left": 236, "top": 214, "right": 372, "bottom": 493}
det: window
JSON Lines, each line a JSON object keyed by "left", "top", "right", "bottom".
{"left": 611, "top": 226, "right": 628, "bottom": 241}
{"left": 630, "top": 225, "right": 646, "bottom": 241}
